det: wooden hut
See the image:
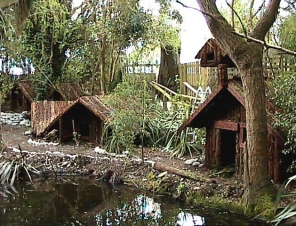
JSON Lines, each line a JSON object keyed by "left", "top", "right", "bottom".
{"left": 9, "top": 80, "right": 36, "bottom": 112}
{"left": 31, "top": 95, "right": 112, "bottom": 145}
{"left": 178, "top": 39, "right": 288, "bottom": 183}
{"left": 50, "top": 83, "right": 85, "bottom": 101}
{"left": 178, "top": 79, "right": 287, "bottom": 182}
{"left": 195, "top": 38, "right": 236, "bottom": 68}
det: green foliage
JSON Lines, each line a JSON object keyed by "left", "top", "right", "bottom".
{"left": 103, "top": 76, "right": 155, "bottom": 153}
{"left": 220, "top": 0, "right": 261, "bottom": 33}
{"left": 278, "top": 12, "right": 296, "bottom": 51}
{"left": 269, "top": 71, "right": 296, "bottom": 172}
{"left": 272, "top": 175, "right": 296, "bottom": 225}
{"left": 0, "top": 155, "right": 40, "bottom": 186}
{"left": 102, "top": 75, "right": 205, "bottom": 157}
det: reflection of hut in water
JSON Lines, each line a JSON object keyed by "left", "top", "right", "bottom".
{"left": 9, "top": 80, "right": 36, "bottom": 112}
{"left": 31, "top": 95, "right": 112, "bottom": 144}
{"left": 50, "top": 83, "right": 85, "bottom": 101}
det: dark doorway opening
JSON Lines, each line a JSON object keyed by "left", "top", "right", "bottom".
{"left": 220, "top": 129, "right": 236, "bottom": 167}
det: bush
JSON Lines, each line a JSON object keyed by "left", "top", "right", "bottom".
{"left": 269, "top": 71, "right": 296, "bottom": 172}
{"left": 103, "top": 76, "right": 205, "bottom": 157}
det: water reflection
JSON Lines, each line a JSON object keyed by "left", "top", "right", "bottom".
{"left": 0, "top": 178, "right": 268, "bottom": 226}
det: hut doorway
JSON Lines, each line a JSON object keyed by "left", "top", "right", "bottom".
{"left": 219, "top": 129, "right": 236, "bottom": 167}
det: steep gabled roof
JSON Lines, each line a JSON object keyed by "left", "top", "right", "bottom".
{"left": 178, "top": 82, "right": 285, "bottom": 145}
{"left": 31, "top": 95, "right": 112, "bottom": 136}
{"left": 195, "top": 38, "right": 236, "bottom": 68}
{"left": 53, "top": 83, "right": 85, "bottom": 101}
{"left": 31, "top": 100, "right": 75, "bottom": 136}
{"left": 12, "top": 80, "right": 36, "bottom": 103}
{"left": 79, "top": 95, "right": 112, "bottom": 121}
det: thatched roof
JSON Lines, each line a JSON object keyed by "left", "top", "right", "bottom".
{"left": 53, "top": 83, "right": 85, "bottom": 101}
{"left": 12, "top": 80, "right": 36, "bottom": 103}
{"left": 31, "top": 95, "right": 112, "bottom": 136}
{"left": 79, "top": 95, "right": 112, "bottom": 121}
{"left": 31, "top": 100, "right": 75, "bottom": 136}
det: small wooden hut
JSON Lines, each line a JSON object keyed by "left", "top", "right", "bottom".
{"left": 195, "top": 38, "right": 236, "bottom": 68}
{"left": 50, "top": 83, "right": 85, "bottom": 101}
{"left": 9, "top": 80, "right": 36, "bottom": 112}
{"left": 179, "top": 39, "right": 287, "bottom": 183}
{"left": 31, "top": 95, "right": 112, "bottom": 145}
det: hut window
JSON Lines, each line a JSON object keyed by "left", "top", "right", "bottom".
{"left": 206, "top": 52, "right": 215, "bottom": 61}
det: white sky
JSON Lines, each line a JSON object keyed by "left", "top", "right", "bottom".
{"left": 73, "top": 0, "right": 213, "bottom": 63}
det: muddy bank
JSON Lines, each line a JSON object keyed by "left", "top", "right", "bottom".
{"left": 1, "top": 124, "right": 270, "bottom": 223}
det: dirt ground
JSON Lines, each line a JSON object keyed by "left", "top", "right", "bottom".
{"left": 1, "top": 124, "right": 245, "bottom": 207}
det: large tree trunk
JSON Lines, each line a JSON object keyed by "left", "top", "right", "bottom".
{"left": 157, "top": 45, "right": 179, "bottom": 92}
{"left": 238, "top": 43, "right": 275, "bottom": 207}
{"left": 195, "top": 0, "right": 281, "bottom": 211}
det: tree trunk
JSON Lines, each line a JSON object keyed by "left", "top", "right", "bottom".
{"left": 238, "top": 43, "right": 276, "bottom": 208}
{"left": 157, "top": 46, "right": 179, "bottom": 92}
{"left": 195, "top": 0, "right": 281, "bottom": 212}
{"left": 100, "top": 40, "right": 107, "bottom": 95}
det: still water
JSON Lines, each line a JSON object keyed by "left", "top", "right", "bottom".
{"left": 0, "top": 178, "right": 269, "bottom": 226}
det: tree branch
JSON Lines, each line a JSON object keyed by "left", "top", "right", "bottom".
{"left": 225, "top": 0, "right": 248, "bottom": 35}
{"left": 233, "top": 31, "right": 296, "bottom": 56}
{"left": 251, "top": 0, "right": 281, "bottom": 40}
{"left": 175, "top": 0, "right": 215, "bottom": 18}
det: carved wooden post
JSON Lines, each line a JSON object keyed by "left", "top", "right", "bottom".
{"left": 218, "top": 64, "right": 228, "bottom": 87}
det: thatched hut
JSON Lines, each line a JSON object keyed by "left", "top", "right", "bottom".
{"left": 31, "top": 95, "right": 112, "bottom": 144}
{"left": 50, "top": 83, "right": 85, "bottom": 101}
{"left": 9, "top": 80, "right": 36, "bottom": 112}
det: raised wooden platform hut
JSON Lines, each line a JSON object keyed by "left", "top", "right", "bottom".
{"left": 179, "top": 39, "right": 287, "bottom": 183}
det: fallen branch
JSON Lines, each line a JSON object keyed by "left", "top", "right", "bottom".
{"left": 151, "top": 162, "right": 209, "bottom": 182}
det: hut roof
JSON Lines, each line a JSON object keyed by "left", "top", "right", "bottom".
{"left": 32, "top": 95, "right": 112, "bottom": 136}
{"left": 178, "top": 81, "right": 285, "bottom": 144}
{"left": 13, "top": 80, "right": 36, "bottom": 103}
{"left": 195, "top": 38, "right": 236, "bottom": 68}
{"left": 79, "top": 95, "right": 112, "bottom": 121}
{"left": 53, "top": 83, "right": 85, "bottom": 101}
{"left": 195, "top": 38, "right": 228, "bottom": 59}
{"left": 31, "top": 100, "right": 75, "bottom": 136}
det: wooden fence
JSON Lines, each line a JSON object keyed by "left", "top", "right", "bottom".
{"left": 125, "top": 56, "right": 295, "bottom": 97}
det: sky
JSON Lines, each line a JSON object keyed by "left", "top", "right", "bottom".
{"left": 73, "top": 0, "right": 213, "bottom": 63}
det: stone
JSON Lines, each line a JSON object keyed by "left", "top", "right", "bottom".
{"left": 94, "top": 147, "right": 107, "bottom": 154}
{"left": 192, "top": 162, "right": 200, "bottom": 167}
{"left": 108, "top": 153, "right": 116, "bottom": 157}
{"left": 24, "top": 130, "right": 32, "bottom": 136}
{"left": 122, "top": 151, "right": 129, "bottom": 155}
{"left": 157, "top": 171, "right": 168, "bottom": 178}
{"left": 53, "top": 151, "right": 61, "bottom": 155}
{"left": 5, "top": 120, "right": 12, "bottom": 125}
{"left": 116, "top": 154, "right": 127, "bottom": 158}
{"left": 184, "top": 158, "right": 198, "bottom": 165}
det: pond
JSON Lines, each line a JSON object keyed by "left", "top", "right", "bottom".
{"left": 0, "top": 178, "right": 269, "bottom": 226}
